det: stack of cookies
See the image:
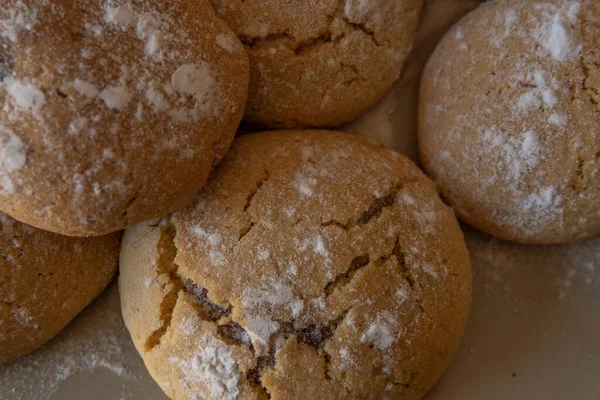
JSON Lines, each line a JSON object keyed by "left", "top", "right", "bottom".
{"left": 1, "top": 1, "right": 598, "bottom": 399}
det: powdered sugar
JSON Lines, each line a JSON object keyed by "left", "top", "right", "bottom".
{"left": 105, "top": 5, "right": 136, "bottom": 26}
{"left": 242, "top": 281, "right": 304, "bottom": 347}
{"left": 361, "top": 315, "right": 397, "bottom": 351}
{"left": 3, "top": 77, "right": 45, "bottom": 114}
{"left": 0, "top": 1, "right": 38, "bottom": 42}
{"left": 533, "top": 2, "right": 581, "bottom": 62}
{"left": 478, "top": 127, "right": 541, "bottom": 182}
{"left": 193, "top": 226, "right": 226, "bottom": 266}
{"left": 99, "top": 85, "right": 133, "bottom": 110}
{"left": 313, "top": 235, "right": 329, "bottom": 258}
{"left": 179, "top": 314, "right": 200, "bottom": 336}
{"left": 73, "top": 79, "right": 100, "bottom": 100}
{"left": 172, "top": 335, "right": 240, "bottom": 400}
{"left": 0, "top": 127, "right": 26, "bottom": 195}
{"left": 0, "top": 285, "right": 142, "bottom": 400}
{"left": 516, "top": 71, "right": 557, "bottom": 112}
{"left": 171, "top": 64, "right": 215, "bottom": 104}
{"left": 216, "top": 34, "right": 237, "bottom": 53}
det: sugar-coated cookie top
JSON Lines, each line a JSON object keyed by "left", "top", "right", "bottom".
{"left": 0, "top": 0, "right": 249, "bottom": 236}
{"left": 420, "top": 0, "right": 600, "bottom": 244}
{"left": 120, "top": 131, "right": 472, "bottom": 400}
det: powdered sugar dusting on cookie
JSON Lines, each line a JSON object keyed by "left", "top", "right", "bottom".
{"left": 171, "top": 334, "right": 240, "bottom": 400}
{"left": 0, "top": 0, "right": 246, "bottom": 233}
{"left": 0, "top": 1, "right": 38, "bottom": 42}
{"left": 361, "top": 314, "right": 398, "bottom": 351}
{"left": 99, "top": 85, "right": 133, "bottom": 110}
{"left": 0, "top": 127, "right": 26, "bottom": 195}
{"left": 216, "top": 34, "right": 237, "bottom": 53}
{"left": 171, "top": 64, "right": 216, "bottom": 108}
{"left": 533, "top": 2, "right": 581, "bottom": 62}
{"left": 420, "top": 0, "right": 599, "bottom": 242}
{"left": 2, "top": 77, "right": 45, "bottom": 114}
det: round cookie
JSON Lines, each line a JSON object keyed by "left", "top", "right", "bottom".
{"left": 0, "top": 211, "right": 120, "bottom": 365}
{"left": 419, "top": 0, "right": 600, "bottom": 244}
{"left": 120, "top": 131, "right": 472, "bottom": 400}
{"left": 210, "top": 0, "right": 423, "bottom": 128}
{"left": 0, "top": 0, "right": 249, "bottom": 236}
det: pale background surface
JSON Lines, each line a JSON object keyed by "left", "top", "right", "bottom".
{"left": 1, "top": 1, "right": 599, "bottom": 399}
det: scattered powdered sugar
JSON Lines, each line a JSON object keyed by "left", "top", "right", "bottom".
{"left": 193, "top": 226, "right": 226, "bottom": 266}
{"left": 171, "top": 334, "right": 240, "bottom": 400}
{"left": 2, "top": 77, "right": 46, "bottom": 114}
{"left": 533, "top": 2, "right": 581, "bottom": 62}
{"left": 179, "top": 313, "right": 200, "bottom": 336}
{"left": 242, "top": 282, "right": 303, "bottom": 315}
{"left": 0, "top": 1, "right": 38, "bottom": 42}
{"left": 478, "top": 127, "right": 541, "bottom": 182}
{"left": 0, "top": 284, "right": 148, "bottom": 400}
{"left": 548, "top": 113, "right": 568, "bottom": 126}
{"left": 515, "top": 71, "right": 557, "bottom": 113}
{"left": 171, "top": 63, "right": 215, "bottom": 104}
{"left": 72, "top": 79, "right": 100, "bottom": 100}
{"left": 520, "top": 186, "right": 563, "bottom": 233}
{"left": 99, "top": 85, "right": 133, "bottom": 110}
{"left": 243, "top": 314, "right": 280, "bottom": 347}
{"left": 0, "top": 126, "right": 26, "bottom": 196}
{"left": 104, "top": 5, "right": 136, "bottom": 26}
{"left": 313, "top": 235, "right": 329, "bottom": 258}
{"left": 360, "top": 314, "right": 398, "bottom": 351}
{"left": 241, "top": 281, "right": 304, "bottom": 347}
{"left": 257, "top": 247, "right": 270, "bottom": 261}
{"left": 216, "top": 34, "right": 237, "bottom": 53}
{"left": 294, "top": 173, "right": 317, "bottom": 197}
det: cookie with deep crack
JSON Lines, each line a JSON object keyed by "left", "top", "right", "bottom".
{"left": 209, "top": 0, "right": 423, "bottom": 128}
{"left": 120, "top": 130, "right": 472, "bottom": 400}
{"left": 0, "top": 211, "right": 120, "bottom": 365}
{"left": 0, "top": 0, "right": 249, "bottom": 236}
{"left": 419, "top": 0, "right": 600, "bottom": 244}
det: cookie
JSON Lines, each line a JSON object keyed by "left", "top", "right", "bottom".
{"left": 0, "top": 0, "right": 249, "bottom": 236}
{"left": 419, "top": 0, "right": 600, "bottom": 244}
{"left": 210, "top": 0, "right": 422, "bottom": 128}
{"left": 120, "top": 131, "right": 472, "bottom": 399}
{"left": 0, "top": 212, "right": 120, "bottom": 365}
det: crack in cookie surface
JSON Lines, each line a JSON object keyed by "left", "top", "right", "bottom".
{"left": 144, "top": 221, "right": 183, "bottom": 352}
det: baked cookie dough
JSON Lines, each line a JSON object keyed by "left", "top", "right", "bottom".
{"left": 120, "top": 131, "right": 472, "bottom": 399}
{"left": 0, "top": 0, "right": 249, "bottom": 236}
{"left": 210, "top": 0, "right": 423, "bottom": 128}
{"left": 419, "top": 0, "right": 600, "bottom": 244}
{"left": 0, "top": 211, "right": 119, "bottom": 365}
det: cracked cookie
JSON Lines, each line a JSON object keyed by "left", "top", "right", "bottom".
{"left": 0, "top": 0, "right": 249, "bottom": 236}
{"left": 419, "top": 0, "right": 600, "bottom": 244}
{"left": 0, "top": 211, "right": 120, "bottom": 365}
{"left": 120, "top": 130, "right": 472, "bottom": 400}
{"left": 209, "top": 0, "right": 423, "bottom": 128}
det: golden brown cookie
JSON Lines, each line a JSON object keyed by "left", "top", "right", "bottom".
{"left": 0, "top": 211, "right": 120, "bottom": 365}
{"left": 0, "top": 0, "right": 249, "bottom": 236}
{"left": 210, "top": 0, "right": 423, "bottom": 128}
{"left": 120, "top": 131, "right": 472, "bottom": 400}
{"left": 419, "top": 0, "right": 600, "bottom": 244}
